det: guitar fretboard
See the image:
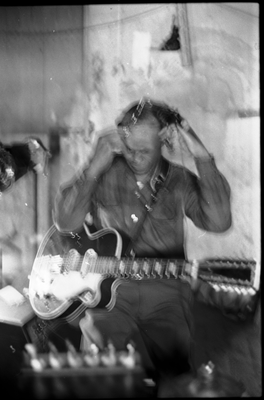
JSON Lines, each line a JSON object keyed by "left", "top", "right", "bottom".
{"left": 58, "top": 250, "right": 257, "bottom": 288}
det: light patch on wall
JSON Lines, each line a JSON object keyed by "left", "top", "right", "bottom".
{"left": 132, "top": 31, "right": 151, "bottom": 76}
{"left": 63, "top": 88, "right": 90, "bottom": 130}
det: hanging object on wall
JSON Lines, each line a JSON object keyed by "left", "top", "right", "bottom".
{"left": 160, "top": 16, "right": 181, "bottom": 51}
{"left": 0, "top": 138, "right": 50, "bottom": 195}
{"left": 0, "top": 144, "right": 16, "bottom": 193}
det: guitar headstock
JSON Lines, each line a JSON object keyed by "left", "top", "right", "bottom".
{"left": 197, "top": 258, "right": 259, "bottom": 289}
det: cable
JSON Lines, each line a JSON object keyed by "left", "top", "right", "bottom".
{"left": 215, "top": 3, "right": 259, "bottom": 19}
{"left": 85, "top": 4, "right": 171, "bottom": 30}
{"left": 0, "top": 4, "right": 173, "bottom": 36}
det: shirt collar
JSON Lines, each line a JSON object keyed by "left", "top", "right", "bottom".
{"left": 150, "top": 156, "right": 168, "bottom": 192}
{"left": 123, "top": 156, "right": 168, "bottom": 193}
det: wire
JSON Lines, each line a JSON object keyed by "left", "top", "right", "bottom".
{"left": 0, "top": 4, "right": 172, "bottom": 36}
{"left": 84, "top": 4, "right": 172, "bottom": 30}
{"left": 215, "top": 3, "right": 259, "bottom": 19}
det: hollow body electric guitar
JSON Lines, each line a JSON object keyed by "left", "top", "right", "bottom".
{"left": 28, "top": 224, "right": 260, "bottom": 322}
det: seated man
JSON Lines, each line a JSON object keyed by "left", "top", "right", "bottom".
{"left": 53, "top": 98, "right": 232, "bottom": 393}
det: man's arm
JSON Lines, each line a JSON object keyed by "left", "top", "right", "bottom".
{"left": 53, "top": 129, "right": 124, "bottom": 233}
{"left": 53, "top": 167, "right": 98, "bottom": 232}
{"left": 173, "top": 116, "right": 232, "bottom": 233}
{"left": 184, "top": 156, "right": 232, "bottom": 232}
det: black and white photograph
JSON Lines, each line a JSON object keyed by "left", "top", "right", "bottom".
{"left": 0, "top": 3, "right": 260, "bottom": 398}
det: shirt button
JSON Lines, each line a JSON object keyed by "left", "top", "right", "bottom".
{"left": 131, "top": 214, "right": 138, "bottom": 223}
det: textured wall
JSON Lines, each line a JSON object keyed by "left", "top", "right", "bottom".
{"left": 0, "top": 6, "right": 83, "bottom": 134}
{"left": 0, "top": 5, "right": 83, "bottom": 288}
{"left": 62, "top": 3, "right": 260, "bottom": 262}
{"left": 0, "top": 4, "right": 260, "bottom": 286}
{"left": 0, "top": 5, "right": 260, "bottom": 396}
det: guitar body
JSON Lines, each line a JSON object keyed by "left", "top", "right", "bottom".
{"left": 36, "top": 223, "right": 122, "bottom": 258}
{"left": 28, "top": 224, "right": 123, "bottom": 321}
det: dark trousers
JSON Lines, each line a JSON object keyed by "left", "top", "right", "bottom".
{"left": 81, "top": 278, "right": 194, "bottom": 381}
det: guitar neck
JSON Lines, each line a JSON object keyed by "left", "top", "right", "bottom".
{"left": 78, "top": 252, "right": 256, "bottom": 287}
{"left": 83, "top": 256, "right": 187, "bottom": 279}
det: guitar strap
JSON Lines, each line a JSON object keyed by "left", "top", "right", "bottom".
{"left": 123, "top": 156, "right": 170, "bottom": 257}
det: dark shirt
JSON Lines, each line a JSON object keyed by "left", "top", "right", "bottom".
{"left": 53, "top": 155, "right": 232, "bottom": 259}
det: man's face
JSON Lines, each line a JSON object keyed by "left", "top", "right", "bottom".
{"left": 120, "top": 120, "right": 162, "bottom": 176}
